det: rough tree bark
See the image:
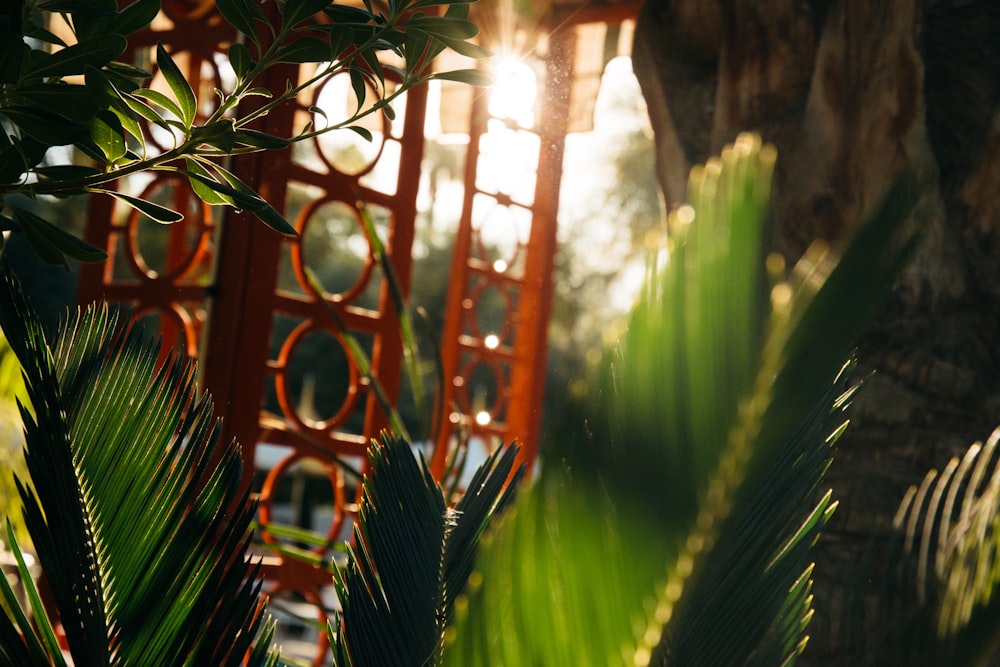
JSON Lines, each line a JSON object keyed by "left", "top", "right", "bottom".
{"left": 631, "top": 1, "right": 1000, "bottom": 664}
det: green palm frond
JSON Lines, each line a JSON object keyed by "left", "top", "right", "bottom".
{"left": 0, "top": 267, "right": 277, "bottom": 667}
{"left": 441, "top": 134, "right": 919, "bottom": 666}
{"left": 331, "top": 434, "right": 524, "bottom": 667}
{"left": 890, "top": 427, "right": 1000, "bottom": 664}
{"left": 0, "top": 332, "right": 29, "bottom": 547}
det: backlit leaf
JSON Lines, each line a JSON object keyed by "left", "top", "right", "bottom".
{"left": 155, "top": 43, "right": 197, "bottom": 129}
{"left": 183, "top": 158, "right": 234, "bottom": 206}
{"left": 90, "top": 110, "right": 127, "bottom": 164}
{"left": 131, "top": 88, "right": 185, "bottom": 121}
{"left": 101, "top": 191, "right": 184, "bottom": 224}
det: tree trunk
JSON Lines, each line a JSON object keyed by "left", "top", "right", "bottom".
{"left": 632, "top": 1, "right": 1000, "bottom": 663}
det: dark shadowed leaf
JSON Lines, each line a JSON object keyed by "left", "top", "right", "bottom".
{"left": 331, "top": 435, "right": 524, "bottom": 667}
{"left": 346, "top": 125, "right": 373, "bottom": 142}
{"left": 34, "top": 165, "right": 103, "bottom": 180}
{"left": 113, "top": 0, "right": 161, "bottom": 35}
{"left": 282, "top": 0, "right": 332, "bottom": 29}
{"left": 11, "top": 207, "right": 108, "bottom": 264}
{"left": 10, "top": 83, "right": 97, "bottom": 120}
{"left": 322, "top": 5, "right": 377, "bottom": 24}
{"left": 23, "top": 36, "right": 127, "bottom": 78}
{"left": 431, "top": 68, "right": 492, "bottom": 86}
{"left": 228, "top": 42, "right": 254, "bottom": 80}
{"left": 349, "top": 63, "right": 368, "bottom": 110}
{"left": 234, "top": 129, "right": 291, "bottom": 149}
{"left": 216, "top": 0, "right": 262, "bottom": 47}
{"left": 276, "top": 37, "right": 332, "bottom": 64}
{"left": 2, "top": 106, "right": 87, "bottom": 145}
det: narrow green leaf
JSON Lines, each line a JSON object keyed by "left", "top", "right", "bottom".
{"left": 282, "top": 0, "right": 333, "bottom": 28}
{"left": 113, "top": 0, "right": 161, "bottom": 35}
{"left": 321, "top": 5, "right": 376, "bottom": 24}
{"left": 4, "top": 523, "right": 66, "bottom": 664}
{"left": 23, "top": 36, "right": 127, "bottom": 78}
{"left": 349, "top": 62, "right": 368, "bottom": 111}
{"left": 101, "top": 191, "right": 184, "bottom": 223}
{"left": 215, "top": 0, "right": 262, "bottom": 46}
{"left": 426, "top": 34, "right": 490, "bottom": 60}
{"left": 347, "top": 125, "right": 373, "bottom": 142}
{"left": 37, "top": 0, "right": 115, "bottom": 14}
{"left": 233, "top": 129, "right": 291, "bottom": 149}
{"left": 10, "top": 82, "right": 97, "bottom": 119}
{"left": 131, "top": 88, "right": 185, "bottom": 121}
{"left": 104, "top": 61, "right": 154, "bottom": 79}
{"left": 34, "top": 165, "right": 103, "bottom": 180}
{"left": 358, "top": 204, "right": 426, "bottom": 430}
{"left": 431, "top": 68, "right": 493, "bottom": 86}
{"left": 2, "top": 106, "right": 87, "bottom": 145}
{"left": 194, "top": 162, "right": 297, "bottom": 235}
{"left": 182, "top": 158, "right": 234, "bottom": 206}
{"left": 11, "top": 207, "right": 108, "bottom": 263}
{"left": 228, "top": 42, "right": 254, "bottom": 80}
{"left": 155, "top": 43, "right": 197, "bottom": 128}
{"left": 0, "top": 523, "right": 50, "bottom": 663}
{"left": 243, "top": 87, "right": 273, "bottom": 98}
{"left": 275, "top": 37, "right": 332, "bottom": 64}
{"left": 405, "top": 15, "right": 480, "bottom": 41}
{"left": 90, "top": 109, "right": 127, "bottom": 164}
{"left": 22, "top": 25, "right": 67, "bottom": 47}
{"left": 121, "top": 91, "right": 173, "bottom": 134}
{"left": 190, "top": 119, "right": 237, "bottom": 151}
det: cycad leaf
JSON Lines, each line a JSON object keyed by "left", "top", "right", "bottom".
{"left": 889, "top": 428, "right": 1000, "bottom": 664}
{"left": 331, "top": 434, "right": 523, "bottom": 666}
{"left": 0, "top": 267, "right": 275, "bottom": 666}
{"left": 441, "top": 134, "right": 918, "bottom": 666}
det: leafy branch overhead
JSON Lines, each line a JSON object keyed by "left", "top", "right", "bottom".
{"left": 0, "top": 0, "right": 491, "bottom": 264}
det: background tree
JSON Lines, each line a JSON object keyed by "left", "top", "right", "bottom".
{"left": 631, "top": 1, "right": 1000, "bottom": 663}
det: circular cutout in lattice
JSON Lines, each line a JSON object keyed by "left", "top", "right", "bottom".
{"left": 467, "top": 281, "right": 514, "bottom": 343}
{"left": 471, "top": 195, "right": 529, "bottom": 272}
{"left": 257, "top": 448, "right": 347, "bottom": 555}
{"left": 125, "top": 175, "right": 213, "bottom": 281}
{"left": 291, "top": 198, "right": 379, "bottom": 303}
{"left": 274, "top": 323, "right": 359, "bottom": 431}
{"left": 476, "top": 124, "right": 539, "bottom": 201}
{"left": 132, "top": 305, "right": 198, "bottom": 358}
{"left": 306, "top": 68, "right": 388, "bottom": 177}
{"left": 457, "top": 357, "right": 508, "bottom": 420}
